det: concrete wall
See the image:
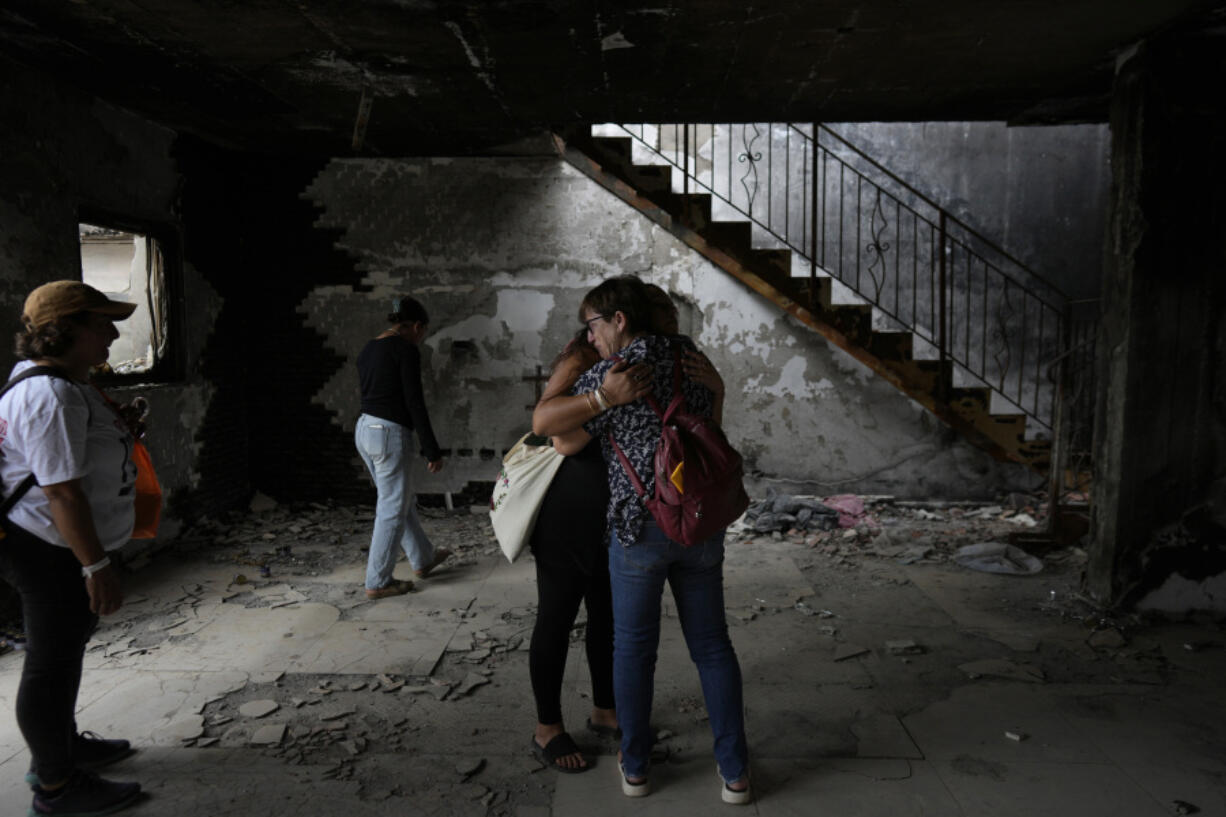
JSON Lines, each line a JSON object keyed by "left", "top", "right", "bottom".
{"left": 302, "top": 157, "right": 1033, "bottom": 500}
{"left": 0, "top": 56, "right": 223, "bottom": 548}
{"left": 827, "top": 122, "right": 1111, "bottom": 301}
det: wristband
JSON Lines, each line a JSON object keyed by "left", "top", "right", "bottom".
{"left": 593, "top": 387, "right": 611, "bottom": 412}
{"left": 81, "top": 556, "right": 111, "bottom": 578}
{"left": 584, "top": 392, "right": 599, "bottom": 416}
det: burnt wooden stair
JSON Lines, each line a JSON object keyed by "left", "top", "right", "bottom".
{"left": 556, "top": 129, "right": 1051, "bottom": 470}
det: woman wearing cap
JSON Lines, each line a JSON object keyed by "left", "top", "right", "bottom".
{"left": 0, "top": 280, "right": 144, "bottom": 816}
{"left": 355, "top": 295, "right": 450, "bottom": 599}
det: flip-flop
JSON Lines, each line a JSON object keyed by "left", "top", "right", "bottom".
{"left": 530, "top": 733, "right": 593, "bottom": 774}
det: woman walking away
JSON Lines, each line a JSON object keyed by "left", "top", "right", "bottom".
{"left": 524, "top": 323, "right": 654, "bottom": 773}
{"left": 355, "top": 295, "right": 451, "bottom": 599}
{"left": 0, "top": 280, "right": 146, "bottom": 816}
{"left": 537, "top": 276, "right": 750, "bottom": 804}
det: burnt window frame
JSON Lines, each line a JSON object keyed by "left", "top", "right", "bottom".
{"left": 76, "top": 209, "right": 185, "bottom": 385}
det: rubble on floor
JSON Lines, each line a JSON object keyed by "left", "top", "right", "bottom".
{"left": 733, "top": 489, "right": 1083, "bottom": 575}
{"left": 2, "top": 491, "right": 1220, "bottom": 816}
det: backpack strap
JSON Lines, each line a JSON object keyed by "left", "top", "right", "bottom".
{"left": 658, "top": 344, "right": 686, "bottom": 425}
{"left": 0, "top": 365, "right": 71, "bottom": 400}
{"left": 605, "top": 342, "right": 692, "bottom": 498}
{"left": 608, "top": 431, "right": 648, "bottom": 499}
{"left": 0, "top": 366, "right": 74, "bottom": 520}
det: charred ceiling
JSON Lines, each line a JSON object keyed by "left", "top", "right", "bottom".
{"left": 0, "top": 0, "right": 1221, "bottom": 156}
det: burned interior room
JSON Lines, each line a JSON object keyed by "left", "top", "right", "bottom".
{"left": 0, "top": 1, "right": 1223, "bottom": 815}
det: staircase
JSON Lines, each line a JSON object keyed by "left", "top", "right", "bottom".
{"left": 556, "top": 123, "right": 1096, "bottom": 473}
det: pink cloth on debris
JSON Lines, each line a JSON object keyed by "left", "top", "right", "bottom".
{"left": 823, "top": 494, "right": 867, "bottom": 528}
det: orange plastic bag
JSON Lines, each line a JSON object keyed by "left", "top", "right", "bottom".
{"left": 131, "top": 441, "right": 162, "bottom": 539}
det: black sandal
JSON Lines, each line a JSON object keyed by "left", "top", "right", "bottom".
{"left": 530, "top": 733, "right": 593, "bottom": 774}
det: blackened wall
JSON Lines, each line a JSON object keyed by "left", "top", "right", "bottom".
{"left": 0, "top": 55, "right": 223, "bottom": 540}
{"left": 174, "top": 140, "right": 372, "bottom": 506}
{"left": 1091, "top": 32, "right": 1226, "bottom": 610}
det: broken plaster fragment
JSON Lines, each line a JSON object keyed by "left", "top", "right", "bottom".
{"left": 886, "top": 639, "right": 924, "bottom": 655}
{"left": 239, "top": 700, "right": 280, "bottom": 718}
{"left": 251, "top": 723, "right": 286, "bottom": 745}
{"left": 320, "top": 709, "right": 355, "bottom": 722}
{"left": 456, "top": 757, "right": 485, "bottom": 778}
{"left": 834, "top": 644, "right": 871, "bottom": 662}
{"left": 1087, "top": 628, "right": 1127, "bottom": 649}
{"left": 958, "top": 658, "right": 1046, "bottom": 683}
{"left": 456, "top": 673, "right": 490, "bottom": 697}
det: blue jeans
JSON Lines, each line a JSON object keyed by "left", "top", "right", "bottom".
{"left": 355, "top": 413, "right": 436, "bottom": 589}
{"left": 609, "top": 521, "right": 748, "bottom": 783}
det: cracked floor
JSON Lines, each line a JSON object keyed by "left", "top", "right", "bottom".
{"left": 0, "top": 502, "right": 1223, "bottom": 816}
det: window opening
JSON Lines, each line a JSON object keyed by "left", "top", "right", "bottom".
{"left": 78, "top": 223, "right": 169, "bottom": 375}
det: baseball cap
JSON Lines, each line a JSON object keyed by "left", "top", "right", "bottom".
{"left": 23, "top": 281, "right": 137, "bottom": 328}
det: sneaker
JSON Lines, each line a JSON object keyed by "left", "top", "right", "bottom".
{"left": 720, "top": 773, "right": 752, "bottom": 805}
{"left": 29, "top": 770, "right": 140, "bottom": 816}
{"left": 618, "top": 761, "right": 650, "bottom": 798}
{"left": 365, "top": 579, "right": 414, "bottom": 599}
{"left": 26, "top": 733, "right": 135, "bottom": 787}
{"left": 75, "top": 732, "right": 135, "bottom": 770}
{"left": 413, "top": 548, "right": 452, "bottom": 579}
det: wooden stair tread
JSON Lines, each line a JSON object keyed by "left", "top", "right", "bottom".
{"left": 566, "top": 130, "right": 1055, "bottom": 471}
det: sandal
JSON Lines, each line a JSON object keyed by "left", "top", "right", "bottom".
{"left": 414, "top": 548, "right": 452, "bottom": 578}
{"left": 365, "top": 579, "right": 414, "bottom": 599}
{"left": 530, "top": 733, "right": 592, "bottom": 774}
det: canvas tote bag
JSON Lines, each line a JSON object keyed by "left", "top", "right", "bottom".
{"left": 489, "top": 432, "right": 565, "bottom": 563}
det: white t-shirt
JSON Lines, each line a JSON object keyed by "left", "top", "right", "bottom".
{"left": 0, "top": 361, "right": 136, "bottom": 550}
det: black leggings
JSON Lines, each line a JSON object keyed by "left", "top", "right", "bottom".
{"left": 0, "top": 525, "right": 97, "bottom": 784}
{"left": 528, "top": 553, "right": 615, "bottom": 724}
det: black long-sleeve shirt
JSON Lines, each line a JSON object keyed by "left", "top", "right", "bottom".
{"left": 356, "top": 336, "right": 442, "bottom": 460}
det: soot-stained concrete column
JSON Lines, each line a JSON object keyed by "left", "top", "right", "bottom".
{"left": 1090, "top": 32, "right": 1226, "bottom": 605}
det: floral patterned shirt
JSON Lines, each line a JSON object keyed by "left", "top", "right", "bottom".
{"left": 575, "top": 334, "right": 714, "bottom": 547}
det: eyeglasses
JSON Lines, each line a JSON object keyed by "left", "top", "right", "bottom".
{"left": 583, "top": 314, "right": 609, "bottom": 333}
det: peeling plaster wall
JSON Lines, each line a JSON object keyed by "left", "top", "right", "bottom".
{"left": 304, "top": 157, "right": 1032, "bottom": 498}
{"left": 0, "top": 56, "right": 223, "bottom": 548}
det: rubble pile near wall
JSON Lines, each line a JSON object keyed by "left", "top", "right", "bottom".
{"left": 732, "top": 489, "right": 1083, "bottom": 572}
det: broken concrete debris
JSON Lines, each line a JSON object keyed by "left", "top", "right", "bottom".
{"left": 238, "top": 699, "right": 280, "bottom": 718}
{"left": 953, "top": 543, "right": 1043, "bottom": 575}
{"left": 1086, "top": 627, "right": 1128, "bottom": 649}
{"left": 250, "top": 723, "right": 287, "bottom": 745}
{"left": 957, "top": 658, "right": 1046, "bottom": 683}
{"left": 456, "top": 673, "right": 491, "bottom": 697}
{"left": 455, "top": 757, "right": 485, "bottom": 778}
{"left": 742, "top": 488, "right": 841, "bottom": 533}
{"left": 885, "top": 639, "right": 924, "bottom": 655}
{"left": 834, "top": 644, "right": 872, "bottom": 662}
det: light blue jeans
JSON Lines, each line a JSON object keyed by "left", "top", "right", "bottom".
{"left": 609, "top": 521, "right": 748, "bottom": 783}
{"left": 355, "top": 413, "right": 437, "bottom": 589}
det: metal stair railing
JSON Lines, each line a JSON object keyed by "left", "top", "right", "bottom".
{"left": 599, "top": 122, "right": 1089, "bottom": 434}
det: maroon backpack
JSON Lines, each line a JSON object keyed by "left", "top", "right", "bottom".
{"left": 609, "top": 346, "right": 750, "bottom": 546}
